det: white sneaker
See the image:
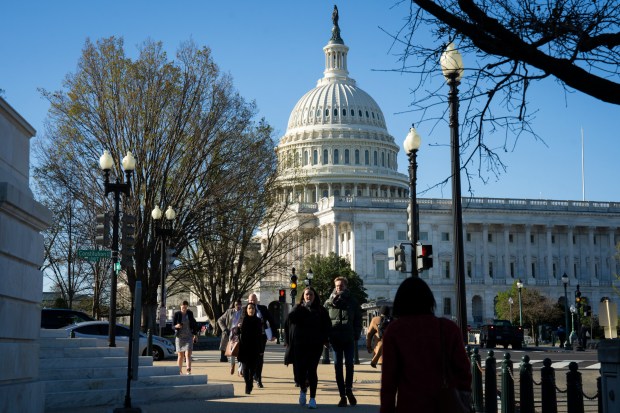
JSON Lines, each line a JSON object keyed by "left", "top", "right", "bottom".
{"left": 308, "top": 398, "right": 317, "bottom": 409}
{"left": 299, "top": 390, "right": 307, "bottom": 406}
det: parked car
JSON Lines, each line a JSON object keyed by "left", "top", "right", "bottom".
{"left": 479, "top": 319, "right": 524, "bottom": 349}
{"left": 63, "top": 321, "right": 176, "bottom": 361}
{"left": 41, "top": 308, "right": 95, "bottom": 329}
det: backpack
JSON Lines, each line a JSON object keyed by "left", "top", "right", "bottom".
{"left": 377, "top": 316, "right": 392, "bottom": 339}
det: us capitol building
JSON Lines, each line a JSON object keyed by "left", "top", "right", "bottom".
{"left": 258, "top": 10, "right": 620, "bottom": 326}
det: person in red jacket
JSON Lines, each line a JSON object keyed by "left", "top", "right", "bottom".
{"left": 380, "top": 277, "right": 472, "bottom": 413}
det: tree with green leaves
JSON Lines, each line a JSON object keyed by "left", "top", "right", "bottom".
{"left": 298, "top": 253, "right": 368, "bottom": 306}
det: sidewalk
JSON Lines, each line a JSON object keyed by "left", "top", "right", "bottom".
{"left": 106, "top": 344, "right": 381, "bottom": 413}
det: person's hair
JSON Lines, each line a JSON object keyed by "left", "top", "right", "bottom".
{"left": 379, "top": 305, "right": 391, "bottom": 316}
{"left": 334, "top": 276, "right": 348, "bottom": 287}
{"left": 392, "top": 277, "right": 436, "bottom": 317}
{"left": 182, "top": 300, "right": 189, "bottom": 306}
{"left": 298, "top": 286, "right": 322, "bottom": 308}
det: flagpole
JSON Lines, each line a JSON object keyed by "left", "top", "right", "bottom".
{"left": 581, "top": 127, "right": 585, "bottom": 201}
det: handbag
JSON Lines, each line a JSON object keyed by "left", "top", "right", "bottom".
{"left": 438, "top": 319, "right": 473, "bottom": 413}
{"left": 265, "top": 321, "right": 273, "bottom": 340}
{"left": 225, "top": 339, "right": 239, "bottom": 357}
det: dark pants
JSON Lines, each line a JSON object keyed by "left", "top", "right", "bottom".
{"left": 253, "top": 334, "right": 267, "bottom": 383}
{"left": 332, "top": 338, "right": 355, "bottom": 397}
{"left": 243, "top": 360, "right": 257, "bottom": 393}
{"left": 293, "top": 347, "right": 322, "bottom": 398}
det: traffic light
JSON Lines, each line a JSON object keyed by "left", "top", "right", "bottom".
{"left": 416, "top": 244, "right": 433, "bottom": 271}
{"left": 165, "top": 247, "right": 177, "bottom": 271}
{"left": 120, "top": 214, "right": 136, "bottom": 266}
{"left": 394, "top": 244, "right": 406, "bottom": 273}
{"left": 575, "top": 284, "right": 582, "bottom": 308}
{"left": 290, "top": 268, "right": 298, "bottom": 299}
{"left": 95, "top": 212, "right": 111, "bottom": 247}
{"left": 278, "top": 289, "right": 286, "bottom": 303}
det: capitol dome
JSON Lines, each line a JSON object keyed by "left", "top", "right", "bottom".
{"left": 276, "top": 10, "right": 409, "bottom": 203}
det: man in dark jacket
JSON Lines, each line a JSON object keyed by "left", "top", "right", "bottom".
{"left": 241, "top": 293, "right": 276, "bottom": 388}
{"left": 324, "top": 276, "right": 362, "bottom": 407}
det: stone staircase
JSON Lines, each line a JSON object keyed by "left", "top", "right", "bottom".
{"left": 39, "top": 329, "right": 234, "bottom": 412}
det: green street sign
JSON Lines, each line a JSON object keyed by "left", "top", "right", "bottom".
{"left": 78, "top": 249, "right": 112, "bottom": 259}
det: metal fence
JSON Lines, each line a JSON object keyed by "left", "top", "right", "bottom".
{"left": 469, "top": 347, "right": 600, "bottom": 413}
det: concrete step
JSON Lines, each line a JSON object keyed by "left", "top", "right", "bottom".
{"left": 40, "top": 364, "right": 178, "bottom": 380}
{"left": 40, "top": 329, "right": 70, "bottom": 339}
{"left": 40, "top": 337, "right": 100, "bottom": 349}
{"left": 40, "top": 346, "right": 127, "bottom": 358}
{"left": 45, "top": 382, "right": 234, "bottom": 410}
{"left": 40, "top": 355, "right": 153, "bottom": 370}
{"left": 44, "top": 372, "right": 207, "bottom": 392}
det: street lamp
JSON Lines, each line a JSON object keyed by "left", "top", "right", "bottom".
{"left": 99, "top": 150, "right": 135, "bottom": 348}
{"left": 516, "top": 279, "right": 524, "bottom": 328}
{"left": 508, "top": 297, "right": 514, "bottom": 322}
{"left": 306, "top": 268, "right": 314, "bottom": 287}
{"left": 570, "top": 305, "right": 577, "bottom": 346}
{"left": 152, "top": 205, "right": 176, "bottom": 336}
{"left": 562, "top": 273, "right": 570, "bottom": 349}
{"left": 404, "top": 125, "right": 421, "bottom": 278}
{"left": 441, "top": 42, "right": 467, "bottom": 342}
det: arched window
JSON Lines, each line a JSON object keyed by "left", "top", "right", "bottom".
{"left": 365, "top": 150, "right": 370, "bottom": 165}
{"left": 355, "top": 149, "right": 360, "bottom": 164}
{"left": 334, "top": 149, "right": 340, "bottom": 165}
{"left": 313, "top": 150, "right": 318, "bottom": 165}
{"left": 374, "top": 151, "right": 378, "bottom": 166}
{"left": 303, "top": 150, "right": 309, "bottom": 166}
{"left": 334, "top": 108, "right": 338, "bottom": 116}
{"left": 325, "top": 109, "right": 330, "bottom": 117}
{"left": 344, "top": 149, "right": 350, "bottom": 164}
{"left": 342, "top": 109, "right": 346, "bottom": 116}
{"left": 323, "top": 149, "right": 329, "bottom": 164}
{"left": 381, "top": 152, "right": 385, "bottom": 167}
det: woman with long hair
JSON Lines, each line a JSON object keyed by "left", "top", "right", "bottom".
{"left": 237, "top": 303, "right": 262, "bottom": 394}
{"left": 284, "top": 286, "right": 331, "bottom": 409}
{"left": 380, "top": 277, "right": 471, "bottom": 412}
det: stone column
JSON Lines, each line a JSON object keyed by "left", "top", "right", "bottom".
{"left": 546, "top": 225, "right": 554, "bottom": 279}
{"left": 525, "top": 225, "right": 532, "bottom": 281}
{"left": 567, "top": 226, "right": 575, "bottom": 278}
{"left": 504, "top": 226, "right": 511, "bottom": 278}
{"left": 588, "top": 227, "right": 596, "bottom": 280}
{"left": 482, "top": 224, "right": 490, "bottom": 281}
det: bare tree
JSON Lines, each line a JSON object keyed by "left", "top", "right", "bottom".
{"left": 385, "top": 0, "right": 620, "bottom": 186}
{"left": 35, "top": 37, "right": 278, "bottom": 331}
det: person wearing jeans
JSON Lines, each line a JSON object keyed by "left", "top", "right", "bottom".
{"left": 324, "top": 276, "right": 362, "bottom": 407}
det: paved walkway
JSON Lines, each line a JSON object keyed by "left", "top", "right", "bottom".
{"left": 117, "top": 342, "right": 381, "bottom": 413}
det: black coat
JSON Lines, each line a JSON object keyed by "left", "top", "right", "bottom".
{"left": 238, "top": 314, "right": 262, "bottom": 366}
{"left": 172, "top": 309, "right": 198, "bottom": 335}
{"left": 284, "top": 303, "right": 331, "bottom": 366}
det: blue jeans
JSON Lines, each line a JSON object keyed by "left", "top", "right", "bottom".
{"left": 331, "top": 338, "right": 354, "bottom": 396}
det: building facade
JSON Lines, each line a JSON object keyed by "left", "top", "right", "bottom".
{"left": 257, "top": 11, "right": 620, "bottom": 325}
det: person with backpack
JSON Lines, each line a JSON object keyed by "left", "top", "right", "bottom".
{"left": 366, "top": 305, "right": 391, "bottom": 368}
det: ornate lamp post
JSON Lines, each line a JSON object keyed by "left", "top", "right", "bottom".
{"left": 152, "top": 205, "right": 176, "bottom": 336}
{"left": 99, "top": 150, "right": 135, "bottom": 347}
{"left": 516, "top": 279, "right": 524, "bottom": 328}
{"left": 403, "top": 126, "right": 421, "bottom": 278}
{"left": 508, "top": 297, "right": 514, "bottom": 323}
{"left": 562, "top": 273, "right": 570, "bottom": 348}
{"left": 306, "top": 268, "right": 314, "bottom": 287}
{"left": 441, "top": 42, "right": 467, "bottom": 341}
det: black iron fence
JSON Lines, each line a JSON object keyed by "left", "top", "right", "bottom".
{"left": 468, "top": 347, "right": 600, "bottom": 413}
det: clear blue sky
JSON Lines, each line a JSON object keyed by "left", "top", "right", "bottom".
{"left": 2, "top": 1, "right": 618, "bottom": 202}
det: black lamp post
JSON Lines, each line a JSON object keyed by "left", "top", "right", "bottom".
{"left": 562, "top": 273, "right": 569, "bottom": 349}
{"left": 99, "top": 150, "right": 135, "bottom": 348}
{"left": 441, "top": 42, "right": 467, "bottom": 342}
{"left": 516, "top": 279, "right": 524, "bottom": 327}
{"left": 404, "top": 126, "right": 421, "bottom": 278}
{"left": 306, "top": 268, "right": 314, "bottom": 287}
{"left": 151, "top": 205, "right": 176, "bottom": 337}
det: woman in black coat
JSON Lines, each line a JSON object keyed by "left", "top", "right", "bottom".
{"left": 284, "top": 286, "right": 331, "bottom": 409}
{"left": 237, "top": 302, "right": 262, "bottom": 394}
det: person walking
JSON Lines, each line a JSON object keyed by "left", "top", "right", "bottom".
{"left": 217, "top": 299, "right": 243, "bottom": 375}
{"left": 284, "top": 286, "right": 331, "bottom": 409}
{"left": 241, "top": 293, "right": 276, "bottom": 388}
{"left": 173, "top": 300, "right": 198, "bottom": 375}
{"left": 237, "top": 303, "right": 262, "bottom": 395}
{"left": 380, "top": 277, "right": 472, "bottom": 413}
{"left": 366, "top": 305, "right": 391, "bottom": 368}
{"left": 324, "top": 276, "right": 362, "bottom": 407}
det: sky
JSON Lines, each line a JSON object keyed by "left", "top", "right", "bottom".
{"left": 2, "top": 0, "right": 618, "bottom": 202}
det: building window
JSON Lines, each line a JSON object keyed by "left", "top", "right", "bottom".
{"left": 573, "top": 235, "right": 576, "bottom": 244}
{"left": 375, "top": 260, "right": 385, "bottom": 279}
{"left": 342, "top": 109, "right": 347, "bottom": 116}
{"left": 419, "top": 231, "right": 429, "bottom": 241}
{"left": 489, "top": 262, "right": 494, "bottom": 278}
{"left": 355, "top": 149, "right": 360, "bottom": 164}
{"left": 531, "top": 263, "right": 536, "bottom": 278}
{"left": 551, "top": 235, "right": 556, "bottom": 244}
{"left": 488, "top": 233, "right": 493, "bottom": 242}
{"left": 443, "top": 298, "right": 452, "bottom": 316}
{"left": 374, "top": 151, "right": 378, "bottom": 166}
{"left": 444, "top": 261, "right": 450, "bottom": 279}
{"left": 595, "top": 263, "right": 598, "bottom": 278}
{"left": 323, "top": 149, "right": 328, "bottom": 164}
{"left": 334, "top": 149, "right": 339, "bottom": 164}
{"left": 303, "top": 150, "right": 308, "bottom": 166}
{"left": 594, "top": 235, "right": 597, "bottom": 245}
{"left": 466, "top": 232, "right": 471, "bottom": 242}
{"left": 574, "top": 263, "right": 578, "bottom": 277}
{"left": 509, "top": 234, "right": 514, "bottom": 243}
{"left": 398, "top": 231, "right": 407, "bottom": 240}
{"left": 325, "top": 109, "right": 329, "bottom": 117}
{"left": 344, "top": 149, "right": 350, "bottom": 164}
{"left": 441, "top": 232, "right": 450, "bottom": 242}
{"left": 313, "top": 150, "right": 318, "bottom": 165}
{"left": 553, "top": 263, "right": 557, "bottom": 278}
{"left": 334, "top": 108, "right": 338, "bottom": 116}
{"left": 467, "top": 261, "right": 472, "bottom": 277}
{"left": 376, "top": 230, "right": 385, "bottom": 240}
{"left": 530, "top": 234, "right": 535, "bottom": 243}
{"left": 365, "top": 150, "right": 370, "bottom": 165}
{"left": 381, "top": 152, "right": 385, "bottom": 167}
{"left": 510, "top": 262, "right": 515, "bottom": 278}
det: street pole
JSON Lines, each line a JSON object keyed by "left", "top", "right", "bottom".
{"left": 442, "top": 43, "right": 467, "bottom": 342}
{"left": 404, "top": 126, "right": 421, "bottom": 278}
{"left": 562, "top": 273, "right": 569, "bottom": 349}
